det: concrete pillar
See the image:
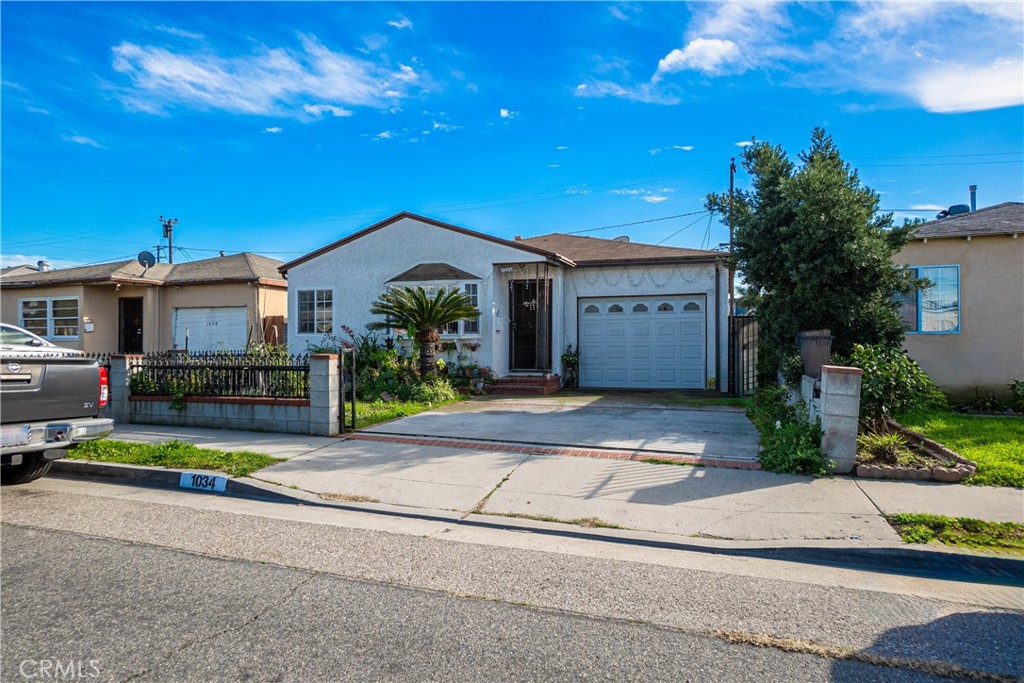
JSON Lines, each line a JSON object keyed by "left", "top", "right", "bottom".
{"left": 109, "top": 355, "right": 143, "bottom": 425}
{"left": 309, "top": 354, "right": 340, "bottom": 436}
{"left": 819, "top": 365, "right": 863, "bottom": 474}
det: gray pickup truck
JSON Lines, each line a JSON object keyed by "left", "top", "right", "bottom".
{"left": 1, "top": 323, "right": 114, "bottom": 485}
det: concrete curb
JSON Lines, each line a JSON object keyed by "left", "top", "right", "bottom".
{"left": 51, "top": 460, "right": 304, "bottom": 504}
{"left": 49, "top": 459, "right": 1024, "bottom": 587}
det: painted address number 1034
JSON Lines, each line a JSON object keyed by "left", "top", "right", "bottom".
{"left": 178, "top": 472, "right": 227, "bottom": 492}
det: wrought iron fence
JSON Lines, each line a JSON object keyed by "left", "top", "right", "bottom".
{"left": 82, "top": 352, "right": 112, "bottom": 370}
{"left": 129, "top": 351, "right": 310, "bottom": 399}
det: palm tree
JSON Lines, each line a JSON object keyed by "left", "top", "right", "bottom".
{"left": 368, "top": 286, "right": 479, "bottom": 375}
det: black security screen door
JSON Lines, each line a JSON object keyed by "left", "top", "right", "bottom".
{"left": 509, "top": 280, "right": 551, "bottom": 371}
{"left": 118, "top": 297, "right": 143, "bottom": 353}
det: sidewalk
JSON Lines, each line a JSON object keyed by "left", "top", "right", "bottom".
{"left": 98, "top": 423, "right": 1023, "bottom": 544}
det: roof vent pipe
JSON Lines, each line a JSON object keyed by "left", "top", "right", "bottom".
{"left": 969, "top": 185, "right": 977, "bottom": 212}
{"left": 37, "top": 260, "right": 51, "bottom": 272}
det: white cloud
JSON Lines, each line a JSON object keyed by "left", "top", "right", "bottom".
{"left": 64, "top": 135, "right": 103, "bottom": 148}
{"left": 375, "top": 130, "right": 394, "bottom": 140}
{"left": 111, "top": 35, "right": 422, "bottom": 117}
{"left": 155, "top": 25, "right": 204, "bottom": 41}
{"left": 566, "top": 185, "right": 591, "bottom": 195}
{"left": 432, "top": 121, "right": 461, "bottom": 132}
{"left": 584, "top": 1, "right": 1022, "bottom": 114}
{"left": 655, "top": 38, "right": 741, "bottom": 79}
{"left": 1, "top": 254, "right": 81, "bottom": 270}
{"left": 905, "top": 60, "right": 1023, "bottom": 114}
{"left": 611, "top": 187, "right": 674, "bottom": 203}
{"left": 910, "top": 203, "right": 945, "bottom": 211}
{"left": 574, "top": 79, "right": 679, "bottom": 105}
{"left": 734, "top": 140, "right": 753, "bottom": 147}
{"left": 556, "top": 145, "right": 569, "bottom": 151}
{"left": 650, "top": 145, "right": 694, "bottom": 154}
{"left": 387, "top": 18, "right": 413, "bottom": 30}
{"left": 26, "top": 105, "right": 50, "bottom": 115}
{"left": 263, "top": 126, "right": 282, "bottom": 134}
{"left": 303, "top": 103, "right": 353, "bottom": 117}
{"left": 499, "top": 108, "right": 518, "bottom": 119}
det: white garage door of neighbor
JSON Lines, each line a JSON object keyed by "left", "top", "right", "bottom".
{"left": 172, "top": 307, "right": 249, "bottom": 352}
{"left": 578, "top": 295, "right": 706, "bottom": 389}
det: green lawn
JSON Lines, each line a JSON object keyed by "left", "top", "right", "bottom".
{"left": 69, "top": 439, "right": 283, "bottom": 477}
{"left": 343, "top": 397, "right": 463, "bottom": 429}
{"left": 887, "top": 513, "right": 1024, "bottom": 553}
{"left": 896, "top": 409, "right": 1024, "bottom": 488}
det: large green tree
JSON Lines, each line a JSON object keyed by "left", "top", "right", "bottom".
{"left": 368, "top": 286, "right": 479, "bottom": 376}
{"left": 708, "top": 128, "right": 920, "bottom": 381}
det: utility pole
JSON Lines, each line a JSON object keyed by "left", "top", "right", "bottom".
{"left": 728, "top": 158, "right": 736, "bottom": 316}
{"left": 159, "top": 216, "right": 178, "bottom": 264}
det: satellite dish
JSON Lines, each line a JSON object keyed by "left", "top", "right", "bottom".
{"left": 138, "top": 251, "right": 157, "bottom": 269}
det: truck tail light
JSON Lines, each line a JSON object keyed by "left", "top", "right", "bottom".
{"left": 99, "top": 366, "right": 110, "bottom": 407}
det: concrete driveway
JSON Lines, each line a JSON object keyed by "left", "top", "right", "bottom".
{"left": 364, "top": 394, "right": 760, "bottom": 461}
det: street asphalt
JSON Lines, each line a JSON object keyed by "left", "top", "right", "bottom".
{"left": 3, "top": 484, "right": 1022, "bottom": 682}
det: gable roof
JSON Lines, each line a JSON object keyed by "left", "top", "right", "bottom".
{"left": 0, "top": 265, "right": 40, "bottom": 278}
{"left": 0, "top": 253, "right": 285, "bottom": 289}
{"left": 388, "top": 263, "right": 481, "bottom": 282}
{"left": 912, "top": 202, "right": 1023, "bottom": 240}
{"left": 278, "top": 211, "right": 573, "bottom": 273}
{"left": 516, "top": 233, "right": 720, "bottom": 265}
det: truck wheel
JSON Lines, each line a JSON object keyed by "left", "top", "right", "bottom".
{"left": 1, "top": 457, "right": 52, "bottom": 485}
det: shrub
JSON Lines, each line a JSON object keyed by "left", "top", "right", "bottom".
{"left": 846, "top": 343, "right": 945, "bottom": 431}
{"left": 747, "top": 385, "right": 829, "bottom": 476}
{"left": 856, "top": 432, "right": 908, "bottom": 463}
{"left": 1009, "top": 380, "right": 1024, "bottom": 413}
{"left": 399, "top": 377, "right": 457, "bottom": 404}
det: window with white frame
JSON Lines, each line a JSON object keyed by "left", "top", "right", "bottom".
{"left": 297, "top": 289, "right": 333, "bottom": 334}
{"left": 898, "top": 265, "right": 960, "bottom": 334}
{"left": 19, "top": 297, "right": 80, "bottom": 338}
{"left": 390, "top": 282, "right": 482, "bottom": 337}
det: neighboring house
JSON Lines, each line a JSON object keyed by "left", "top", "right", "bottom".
{"left": 280, "top": 212, "right": 729, "bottom": 390}
{"left": 0, "top": 264, "right": 40, "bottom": 278}
{"left": 0, "top": 253, "right": 288, "bottom": 354}
{"left": 895, "top": 201, "right": 1024, "bottom": 398}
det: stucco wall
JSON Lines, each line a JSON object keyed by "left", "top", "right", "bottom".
{"left": 2, "top": 284, "right": 94, "bottom": 350}
{"left": 560, "top": 263, "right": 728, "bottom": 388}
{"left": 896, "top": 235, "right": 1024, "bottom": 396}
{"left": 3, "top": 281, "right": 287, "bottom": 354}
{"left": 285, "top": 216, "right": 547, "bottom": 375}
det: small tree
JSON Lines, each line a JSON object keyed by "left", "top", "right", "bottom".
{"left": 708, "top": 128, "right": 922, "bottom": 382}
{"left": 368, "top": 287, "right": 479, "bottom": 376}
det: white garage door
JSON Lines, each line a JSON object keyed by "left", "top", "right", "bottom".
{"left": 578, "top": 295, "right": 706, "bottom": 389}
{"left": 172, "top": 307, "right": 249, "bottom": 352}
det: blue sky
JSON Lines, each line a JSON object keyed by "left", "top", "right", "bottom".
{"left": 2, "top": 1, "right": 1022, "bottom": 269}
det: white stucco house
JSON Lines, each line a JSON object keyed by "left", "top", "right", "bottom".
{"left": 280, "top": 212, "right": 729, "bottom": 390}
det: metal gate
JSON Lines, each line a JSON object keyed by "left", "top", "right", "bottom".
{"left": 728, "top": 315, "right": 758, "bottom": 396}
{"left": 338, "top": 348, "right": 357, "bottom": 432}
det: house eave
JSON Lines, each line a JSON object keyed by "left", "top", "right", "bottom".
{"left": 278, "top": 211, "right": 571, "bottom": 273}
{"left": 573, "top": 255, "right": 721, "bottom": 267}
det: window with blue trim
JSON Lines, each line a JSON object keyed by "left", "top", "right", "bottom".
{"left": 899, "top": 265, "right": 959, "bottom": 334}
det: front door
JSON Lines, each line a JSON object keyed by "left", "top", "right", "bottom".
{"left": 118, "top": 297, "right": 144, "bottom": 353}
{"left": 509, "top": 280, "right": 551, "bottom": 370}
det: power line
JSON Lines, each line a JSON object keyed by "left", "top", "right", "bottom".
{"left": 859, "top": 160, "right": 1022, "bottom": 168}
{"left": 567, "top": 210, "right": 709, "bottom": 235}
{"left": 656, "top": 212, "right": 714, "bottom": 245}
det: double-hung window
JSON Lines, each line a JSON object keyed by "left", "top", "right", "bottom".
{"left": 19, "top": 297, "right": 80, "bottom": 339}
{"left": 390, "top": 282, "right": 481, "bottom": 337}
{"left": 898, "top": 265, "right": 960, "bottom": 334}
{"left": 297, "top": 289, "right": 333, "bottom": 334}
